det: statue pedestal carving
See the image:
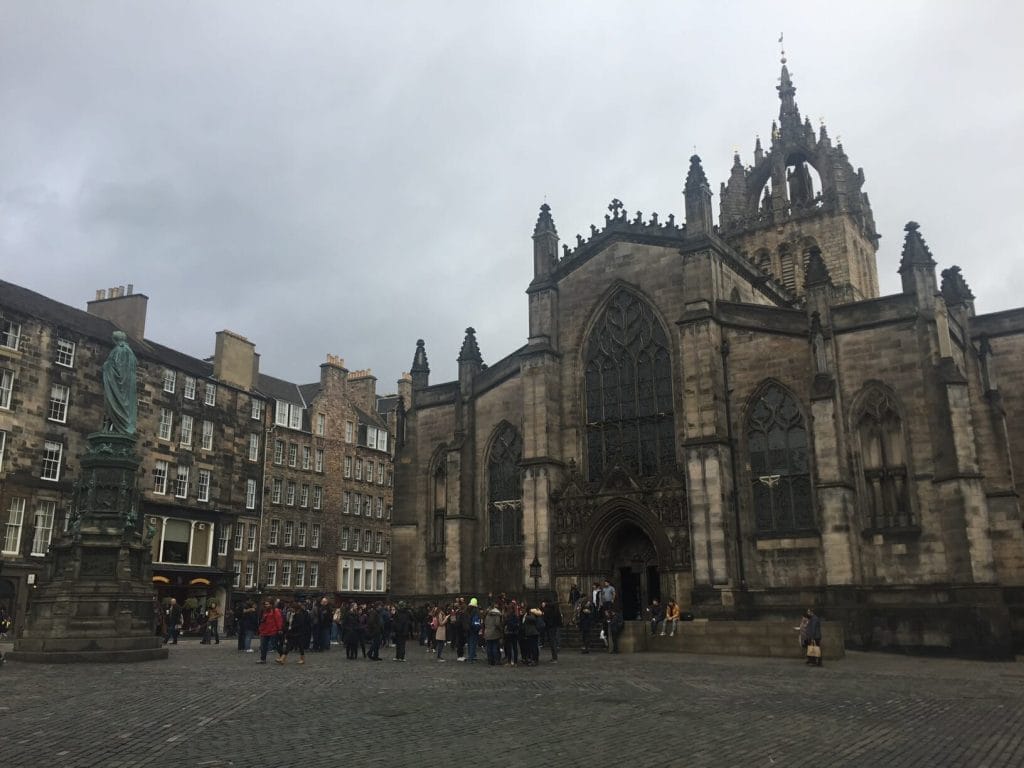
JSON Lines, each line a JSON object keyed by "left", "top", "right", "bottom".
{"left": 8, "top": 432, "right": 167, "bottom": 663}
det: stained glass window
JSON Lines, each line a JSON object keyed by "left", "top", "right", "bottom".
{"left": 747, "top": 383, "right": 814, "bottom": 533}
{"left": 487, "top": 423, "right": 522, "bottom": 546}
{"left": 584, "top": 289, "right": 675, "bottom": 482}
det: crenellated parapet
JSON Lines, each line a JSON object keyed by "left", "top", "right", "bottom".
{"left": 557, "top": 197, "right": 686, "bottom": 267}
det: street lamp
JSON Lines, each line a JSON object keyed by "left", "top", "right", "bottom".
{"left": 529, "top": 555, "right": 542, "bottom": 606}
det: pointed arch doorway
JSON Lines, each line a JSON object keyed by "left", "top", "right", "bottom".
{"left": 607, "top": 524, "right": 660, "bottom": 620}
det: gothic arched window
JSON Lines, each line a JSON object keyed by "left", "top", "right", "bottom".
{"left": 855, "top": 387, "right": 914, "bottom": 530}
{"left": 487, "top": 423, "right": 522, "bottom": 546}
{"left": 584, "top": 289, "right": 675, "bottom": 483}
{"left": 430, "top": 458, "right": 446, "bottom": 553}
{"left": 747, "top": 383, "right": 814, "bottom": 533}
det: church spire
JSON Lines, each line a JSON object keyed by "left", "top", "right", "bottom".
{"left": 532, "top": 202, "right": 559, "bottom": 281}
{"left": 776, "top": 44, "right": 800, "bottom": 127}
{"left": 683, "top": 155, "right": 713, "bottom": 236}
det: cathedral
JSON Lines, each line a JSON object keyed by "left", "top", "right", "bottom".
{"left": 390, "top": 58, "right": 1024, "bottom": 658}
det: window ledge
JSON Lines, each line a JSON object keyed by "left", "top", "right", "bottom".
{"left": 862, "top": 526, "right": 921, "bottom": 542}
{"left": 754, "top": 533, "right": 820, "bottom": 551}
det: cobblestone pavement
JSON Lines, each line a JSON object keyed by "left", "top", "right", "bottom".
{"left": 2, "top": 640, "right": 1023, "bottom": 768}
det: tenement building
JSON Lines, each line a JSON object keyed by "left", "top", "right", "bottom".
{"left": 391, "top": 60, "right": 1024, "bottom": 657}
{"left": 0, "top": 281, "right": 397, "bottom": 635}
{"left": 258, "top": 357, "right": 396, "bottom": 603}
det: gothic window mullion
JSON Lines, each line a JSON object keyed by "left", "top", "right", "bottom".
{"left": 747, "top": 384, "right": 814, "bottom": 535}
{"left": 584, "top": 290, "right": 675, "bottom": 483}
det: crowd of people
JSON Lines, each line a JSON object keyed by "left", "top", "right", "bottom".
{"left": 218, "top": 588, "right": 641, "bottom": 666}
{"left": 151, "top": 582, "right": 823, "bottom": 666}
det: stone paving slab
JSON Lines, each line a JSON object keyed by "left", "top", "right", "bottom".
{"left": 1, "top": 640, "right": 1023, "bottom": 767}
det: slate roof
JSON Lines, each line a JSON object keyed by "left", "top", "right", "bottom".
{"left": 256, "top": 372, "right": 308, "bottom": 405}
{"left": 1, "top": 278, "right": 218, "bottom": 376}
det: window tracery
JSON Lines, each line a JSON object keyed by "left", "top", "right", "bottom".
{"left": 747, "top": 383, "right": 814, "bottom": 533}
{"left": 584, "top": 290, "right": 675, "bottom": 483}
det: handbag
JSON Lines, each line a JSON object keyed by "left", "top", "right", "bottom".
{"left": 806, "top": 642, "right": 822, "bottom": 659}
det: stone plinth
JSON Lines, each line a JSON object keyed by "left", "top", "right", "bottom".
{"left": 8, "top": 432, "right": 167, "bottom": 663}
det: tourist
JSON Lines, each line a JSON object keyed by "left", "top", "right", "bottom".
{"left": 256, "top": 600, "right": 284, "bottom": 664}
{"left": 502, "top": 604, "right": 520, "bottom": 667}
{"left": 542, "top": 599, "right": 562, "bottom": 662}
{"left": 201, "top": 600, "right": 221, "bottom": 645}
{"left": 433, "top": 605, "right": 450, "bottom": 661}
{"left": 662, "top": 600, "right": 681, "bottom": 637}
{"left": 276, "top": 600, "right": 310, "bottom": 665}
{"left": 453, "top": 598, "right": 467, "bottom": 661}
{"left": 342, "top": 603, "right": 361, "bottom": 660}
{"left": 600, "top": 579, "right": 616, "bottom": 611}
{"left": 522, "top": 607, "right": 542, "bottom": 666}
{"left": 604, "top": 608, "right": 623, "bottom": 654}
{"left": 646, "top": 599, "right": 664, "bottom": 636}
{"left": 591, "top": 582, "right": 602, "bottom": 613}
{"left": 483, "top": 603, "right": 503, "bottom": 666}
{"left": 465, "top": 597, "right": 482, "bottom": 663}
{"left": 239, "top": 601, "right": 258, "bottom": 652}
{"left": 316, "top": 597, "right": 333, "bottom": 652}
{"left": 798, "top": 608, "right": 823, "bottom": 666}
{"left": 164, "top": 598, "right": 182, "bottom": 645}
{"left": 568, "top": 583, "right": 581, "bottom": 606}
{"left": 366, "top": 602, "right": 383, "bottom": 661}
{"left": 392, "top": 601, "right": 413, "bottom": 661}
{"left": 576, "top": 597, "right": 596, "bottom": 653}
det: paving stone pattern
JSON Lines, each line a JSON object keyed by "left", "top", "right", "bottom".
{"left": 2, "top": 641, "right": 1023, "bottom": 768}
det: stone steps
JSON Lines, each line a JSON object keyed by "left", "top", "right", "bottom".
{"left": 618, "top": 619, "right": 845, "bottom": 660}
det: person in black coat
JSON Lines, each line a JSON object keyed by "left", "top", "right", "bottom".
{"left": 342, "top": 603, "right": 361, "bottom": 660}
{"left": 392, "top": 602, "right": 413, "bottom": 661}
{"left": 542, "top": 600, "right": 563, "bottom": 661}
{"left": 577, "top": 599, "right": 595, "bottom": 654}
{"left": 276, "top": 601, "right": 311, "bottom": 664}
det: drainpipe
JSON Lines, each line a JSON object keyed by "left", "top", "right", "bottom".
{"left": 720, "top": 340, "right": 746, "bottom": 592}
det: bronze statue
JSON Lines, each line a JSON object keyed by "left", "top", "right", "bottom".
{"left": 102, "top": 331, "right": 138, "bottom": 435}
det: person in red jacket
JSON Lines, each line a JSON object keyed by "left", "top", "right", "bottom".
{"left": 257, "top": 600, "right": 284, "bottom": 664}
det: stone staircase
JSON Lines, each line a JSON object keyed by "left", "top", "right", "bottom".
{"left": 619, "top": 619, "right": 845, "bottom": 660}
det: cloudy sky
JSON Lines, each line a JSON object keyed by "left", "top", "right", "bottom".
{"left": 2, "top": 2, "right": 1022, "bottom": 389}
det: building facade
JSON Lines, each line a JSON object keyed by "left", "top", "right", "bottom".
{"left": 0, "top": 283, "right": 397, "bottom": 636}
{"left": 391, "top": 62, "right": 1024, "bottom": 657}
{"left": 257, "top": 358, "right": 396, "bottom": 605}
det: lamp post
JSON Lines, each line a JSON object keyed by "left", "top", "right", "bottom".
{"left": 529, "top": 555, "right": 542, "bottom": 606}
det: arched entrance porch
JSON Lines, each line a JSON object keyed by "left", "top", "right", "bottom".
{"left": 578, "top": 500, "right": 677, "bottom": 620}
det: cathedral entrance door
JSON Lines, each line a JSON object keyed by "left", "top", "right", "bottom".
{"left": 608, "top": 523, "right": 659, "bottom": 621}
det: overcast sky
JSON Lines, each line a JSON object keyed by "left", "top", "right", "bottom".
{"left": 2, "top": 2, "right": 1022, "bottom": 390}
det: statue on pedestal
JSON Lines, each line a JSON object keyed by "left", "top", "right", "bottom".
{"left": 102, "top": 330, "right": 137, "bottom": 435}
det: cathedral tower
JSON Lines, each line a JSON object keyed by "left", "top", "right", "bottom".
{"left": 719, "top": 53, "right": 880, "bottom": 302}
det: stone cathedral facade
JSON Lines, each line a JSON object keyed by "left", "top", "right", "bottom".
{"left": 391, "top": 61, "right": 1024, "bottom": 657}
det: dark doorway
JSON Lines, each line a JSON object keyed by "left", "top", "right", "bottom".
{"left": 608, "top": 522, "right": 659, "bottom": 620}
{"left": 619, "top": 568, "right": 642, "bottom": 620}
{"left": 647, "top": 565, "right": 661, "bottom": 605}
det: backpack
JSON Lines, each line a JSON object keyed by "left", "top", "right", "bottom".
{"left": 535, "top": 616, "right": 546, "bottom": 634}
{"left": 470, "top": 612, "right": 482, "bottom": 630}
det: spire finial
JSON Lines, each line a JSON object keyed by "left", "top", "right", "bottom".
{"left": 458, "top": 327, "right": 483, "bottom": 365}
{"left": 533, "top": 201, "right": 558, "bottom": 237}
{"left": 779, "top": 32, "right": 786, "bottom": 64}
